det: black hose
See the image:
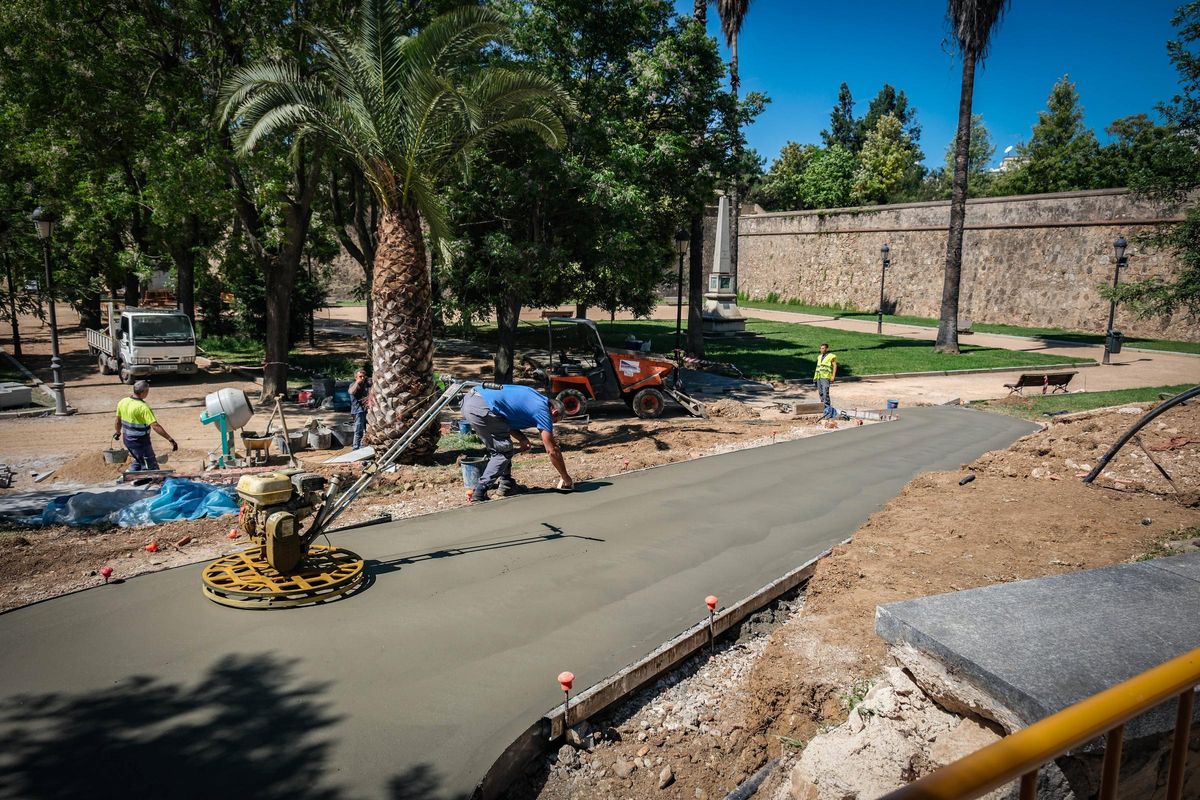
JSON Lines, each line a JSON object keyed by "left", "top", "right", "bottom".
{"left": 721, "top": 758, "right": 778, "bottom": 800}
{"left": 1083, "top": 385, "right": 1200, "bottom": 484}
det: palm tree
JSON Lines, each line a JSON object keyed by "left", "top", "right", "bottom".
{"left": 220, "top": 0, "right": 567, "bottom": 457}
{"left": 714, "top": 0, "right": 751, "bottom": 296}
{"left": 936, "top": 0, "right": 1010, "bottom": 353}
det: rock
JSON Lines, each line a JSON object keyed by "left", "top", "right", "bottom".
{"left": 566, "top": 720, "right": 593, "bottom": 748}
{"left": 605, "top": 726, "right": 622, "bottom": 742}
{"left": 556, "top": 744, "right": 579, "bottom": 769}
{"left": 789, "top": 768, "right": 820, "bottom": 800}
{"left": 929, "top": 717, "right": 1002, "bottom": 766}
{"left": 637, "top": 745, "right": 651, "bottom": 758}
{"left": 1141, "top": 517, "right": 1153, "bottom": 526}
{"left": 612, "top": 760, "right": 635, "bottom": 779}
{"left": 658, "top": 765, "right": 675, "bottom": 789}
{"left": 637, "top": 731, "right": 648, "bottom": 742}
{"left": 694, "top": 789, "right": 708, "bottom": 800}
{"left": 1118, "top": 406, "right": 1142, "bottom": 414}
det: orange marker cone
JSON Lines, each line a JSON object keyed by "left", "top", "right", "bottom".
{"left": 705, "top": 595, "right": 718, "bottom": 652}
{"left": 558, "top": 671, "right": 575, "bottom": 729}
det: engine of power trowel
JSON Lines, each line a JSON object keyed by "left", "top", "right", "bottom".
{"left": 236, "top": 470, "right": 328, "bottom": 572}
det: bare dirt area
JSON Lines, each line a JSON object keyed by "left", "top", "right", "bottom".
{"left": 513, "top": 402, "right": 1200, "bottom": 800}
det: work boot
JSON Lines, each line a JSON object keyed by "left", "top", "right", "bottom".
{"left": 470, "top": 485, "right": 489, "bottom": 503}
{"left": 496, "top": 479, "right": 527, "bottom": 497}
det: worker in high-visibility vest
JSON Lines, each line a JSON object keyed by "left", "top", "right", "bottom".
{"left": 814, "top": 342, "right": 838, "bottom": 419}
{"left": 114, "top": 381, "right": 177, "bottom": 471}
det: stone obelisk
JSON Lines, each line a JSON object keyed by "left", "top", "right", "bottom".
{"left": 701, "top": 195, "right": 746, "bottom": 336}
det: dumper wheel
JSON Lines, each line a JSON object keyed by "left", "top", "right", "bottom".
{"left": 631, "top": 388, "right": 665, "bottom": 419}
{"left": 555, "top": 389, "right": 588, "bottom": 417}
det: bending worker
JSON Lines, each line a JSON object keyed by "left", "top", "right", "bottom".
{"left": 814, "top": 342, "right": 838, "bottom": 419}
{"left": 114, "top": 380, "right": 177, "bottom": 471}
{"left": 461, "top": 383, "right": 573, "bottom": 502}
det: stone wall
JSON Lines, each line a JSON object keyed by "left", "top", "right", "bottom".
{"left": 731, "top": 188, "right": 1196, "bottom": 341}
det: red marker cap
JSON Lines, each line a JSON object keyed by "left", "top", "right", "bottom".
{"left": 99, "top": 566, "right": 113, "bottom": 579}
{"left": 144, "top": 541, "right": 158, "bottom": 553}
{"left": 557, "top": 671, "right": 574, "bottom": 692}
{"left": 705, "top": 595, "right": 718, "bottom": 611}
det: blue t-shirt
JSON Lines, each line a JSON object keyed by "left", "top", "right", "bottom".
{"left": 478, "top": 385, "right": 553, "bottom": 432}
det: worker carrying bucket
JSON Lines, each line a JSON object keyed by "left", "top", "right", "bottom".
{"left": 460, "top": 383, "right": 574, "bottom": 502}
{"left": 114, "top": 380, "right": 177, "bottom": 471}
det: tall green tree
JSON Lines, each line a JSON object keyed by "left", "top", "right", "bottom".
{"left": 1105, "top": 2, "right": 1200, "bottom": 322}
{"left": 800, "top": 145, "right": 856, "bottom": 209}
{"left": 1017, "top": 76, "right": 1106, "bottom": 193}
{"left": 822, "top": 83, "right": 860, "bottom": 152}
{"left": 936, "top": 0, "right": 1010, "bottom": 354}
{"left": 222, "top": 1, "right": 567, "bottom": 455}
{"left": 944, "top": 113, "right": 995, "bottom": 176}
{"left": 753, "top": 141, "right": 819, "bottom": 210}
{"left": 852, "top": 115, "right": 919, "bottom": 204}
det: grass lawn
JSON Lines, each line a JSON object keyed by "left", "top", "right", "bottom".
{"left": 738, "top": 297, "right": 1200, "bottom": 355}
{"left": 198, "top": 335, "right": 360, "bottom": 383}
{"left": 462, "top": 318, "right": 1091, "bottom": 382}
{"left": 0, "top": 353, "right": 53, "bottom": 407}
{"left": 971, "top": 384, "right": 1195, "bottom": 420}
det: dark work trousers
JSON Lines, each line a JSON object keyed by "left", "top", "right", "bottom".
{"left": 124, "top": 436, "right": 159, "bottom": 471}
{"left": 460, "top": 391, "right": 516, "bottom": 493}
{"left": 816, "top": 378, "right": 832, "bottom": 417}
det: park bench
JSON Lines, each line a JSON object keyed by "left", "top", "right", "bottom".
{"left": 1004, "top": 371, "right": 1077, "bottom": 396}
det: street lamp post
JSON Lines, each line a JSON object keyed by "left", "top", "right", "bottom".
{"left": 1102, "top": 234, "right": 1128, "bottom": 366}
{"left": 878, "top": 243, "right": 891, "bottom": 335}
{"left": 673, "top": 228, "right": 689, "bottom": 353}
{"left": 31, "top": 207, "right": 68, "bottom": 415}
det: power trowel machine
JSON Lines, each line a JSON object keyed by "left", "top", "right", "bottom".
{"left": 201, "top": 379, "right": 497, "bottom": 609}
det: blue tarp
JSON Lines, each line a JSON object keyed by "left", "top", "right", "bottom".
{"left": 113, "top": 478, "right": 240, "bottom": 527}
{"left": 23, "top": 479, "right": 238, "bottom": 527}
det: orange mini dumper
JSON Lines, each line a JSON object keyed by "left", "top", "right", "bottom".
{"left": 543, "top": 317, "right": 705, "bottom": 419}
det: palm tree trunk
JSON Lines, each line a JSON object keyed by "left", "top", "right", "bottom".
{"left": 262, "top": 261, "right": 293, "bottom": 397}
{"left": 368, "top": 207, "right": 438, "bottom": 460}
{"left": 728, "top": 33, "right": 740, "bottom": 297}
{"left": 936, "top": 48, "right": 977, "bottom": 354}
{"left": 687, "top": 215, "right": 705, "bottom": 356}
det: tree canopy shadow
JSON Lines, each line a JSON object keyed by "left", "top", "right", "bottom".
{"left": 0, "top": 652, "right": 462, "bottom": 800}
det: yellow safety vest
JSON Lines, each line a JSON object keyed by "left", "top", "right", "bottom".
{"left": 116, "top": 397, "right": 156, "bottom": 438}
{"left": 814, "top": 353, "right": 837, "bottom": 380}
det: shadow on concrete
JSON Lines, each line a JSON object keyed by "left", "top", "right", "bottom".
{"left": 0, "top": 652, "right": 464, "bottom": 800}
{"left": 365, "top": 522, "right": 606, "bottom": 578}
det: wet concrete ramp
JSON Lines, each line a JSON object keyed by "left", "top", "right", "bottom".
{"left": 0, "top": 407, "right": 1036, "bottom": 800}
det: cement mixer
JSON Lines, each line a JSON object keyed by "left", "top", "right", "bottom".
{"left": 200, "top": 387, "right": 254, "bottom": 468}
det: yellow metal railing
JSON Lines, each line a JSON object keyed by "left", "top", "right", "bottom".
{"left": 880, "top": 646, "right": 1200, "bottom": 800}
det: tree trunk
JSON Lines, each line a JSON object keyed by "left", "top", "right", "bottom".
{"left": 78, "top": 285, "right": 102, "bottom": 331}
{"left": 936, "top": 49, "right": 976, "bottom": 354}
{"left": 729, "top": 34, "right": 740, "bottom": 297}
{"left": 575, "top": 303, "right": 587, "bottom": 319}
{"left": 693, "top": 0, "right": 706, "bottom": 23}
{"left": 494, "top": 291, "right": 522, "bottom": 383}
{"left": 261, "top": 259, "right": 294, "bottom": 399}
{"left": 367, "top": 207, "right": 437, "bottom": 460}
{"left": 687, "top": 214, "right": 706, "bottom": 357}
{"left": 174, "top": 215, "right": 199, "bottom": 321}
{"left": 123, "top": 271, "right": 141, "bottom": 309}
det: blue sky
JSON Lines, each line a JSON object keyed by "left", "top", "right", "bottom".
{"left": 673, "top": 0, "right": 1187, "bottom": 170}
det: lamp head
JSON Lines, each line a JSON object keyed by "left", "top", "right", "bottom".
{"left": 31, "top": 207, "right": 56, "bottom": 240}
{"left": 1114, "top": 234, "right": 1127, "bottom": 263}
{"left": 674, "top": 228, "right": 690, "bottom": 255}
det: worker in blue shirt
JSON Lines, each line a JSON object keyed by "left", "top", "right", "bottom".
{"left": 460, "top": 383, "right": 574, "bottom": 502}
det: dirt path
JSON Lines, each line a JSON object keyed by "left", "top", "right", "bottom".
{"left": 515, "top": 401, "right": 1200, "bottom": 800}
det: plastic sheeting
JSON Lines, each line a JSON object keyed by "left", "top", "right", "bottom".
{"left": 113, "top": 479, "right": 239, "bottom": 527}
{"left": 16, "top": 479, "right": 238, "bottom": 528}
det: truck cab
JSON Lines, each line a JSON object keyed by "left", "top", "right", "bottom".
{"left": 88, "top": 304, "right": 198, "bottom": 384}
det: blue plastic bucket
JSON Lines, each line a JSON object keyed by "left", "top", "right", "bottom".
{"left": 460, "top": 456, "right": 488, "bottom": 487}
{"left": 886, "top": 399, "right": 899, "bottom": 410}
{"left": 456, "top": 419, "right": 472, "bottom": 434}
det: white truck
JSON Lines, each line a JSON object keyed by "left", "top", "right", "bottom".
{"left": 87, "top": 304, "right": 199, "bottom": 384}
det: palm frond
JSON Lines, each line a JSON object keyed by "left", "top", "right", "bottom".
{"left": 948, "top": 0, "right": 1011, "bottom": 60}
{"left": 715, "top": 0, "right": 751, "bottom": 47}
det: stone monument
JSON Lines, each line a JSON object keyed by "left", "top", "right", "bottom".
{"left": 701, "top": 195, "right": 747, "bottom": 336}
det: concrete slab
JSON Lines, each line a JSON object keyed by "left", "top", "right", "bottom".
{"left": 0, "top": 407, "right": 1036, "bottom": 800}
{"left": 876, "top": 552, "right": 1200, "bottom": 740}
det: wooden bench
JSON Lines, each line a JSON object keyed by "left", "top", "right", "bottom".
{"left": 1004, "top": 372, "right": 1077, "bottom": 396}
